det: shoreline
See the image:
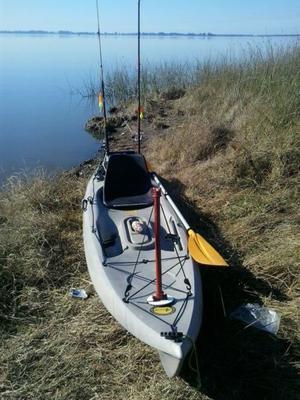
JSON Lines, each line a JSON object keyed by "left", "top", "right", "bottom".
{"left": 2, "top": 31, "right": 300, "bottom": 37}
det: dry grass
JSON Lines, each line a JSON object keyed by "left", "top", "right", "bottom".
{"left": 145, "top": 45, "right": 300, "bottom": 398}
{"left": 0, "top": 168, "right": 202, "bottom": 400}
{"left": 1, "top": 45, "right": 300, "bottom": 400}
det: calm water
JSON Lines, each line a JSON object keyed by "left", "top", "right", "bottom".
{"left": 0, "top": 34, "right": 298, "bottom": 181}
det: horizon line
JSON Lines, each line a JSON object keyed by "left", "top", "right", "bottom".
{"left": 1, "top": 30, "right": 300, "bottom": 37}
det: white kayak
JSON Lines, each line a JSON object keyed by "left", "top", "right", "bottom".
{"left": 83, "top": 152, "right": 202, "bottom": 377}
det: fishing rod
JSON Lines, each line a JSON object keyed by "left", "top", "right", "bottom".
{"left": 137, "top": 0, "right": 141, "bottom": 154}
{"left": 96, "top": 0, "right": 109, "bottom": 154}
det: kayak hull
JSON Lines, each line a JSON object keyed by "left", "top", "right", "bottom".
{"left": 83, "top": 159, "right": 202, "bottom": 377}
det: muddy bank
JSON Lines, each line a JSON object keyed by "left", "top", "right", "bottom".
{"left": 84, "top": 88, "right": 186, "bottom": 154}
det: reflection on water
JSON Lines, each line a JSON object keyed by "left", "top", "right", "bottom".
{"left": 0, "top": 34, "right": 298, "bottom": 179}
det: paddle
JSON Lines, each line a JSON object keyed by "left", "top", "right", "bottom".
{"left": 152, "top": 174, "right": 228, "bottom": 267}
{"left": 187, "top": 229, "right": 228, "bottom": 266}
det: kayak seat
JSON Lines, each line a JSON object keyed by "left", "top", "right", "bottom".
{"left": 103, "top": 153, "right": 153, "bottom": 209}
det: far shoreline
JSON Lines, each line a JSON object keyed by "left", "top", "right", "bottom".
{"left": 1, "top": 30, "right": 300, "bottom": 37}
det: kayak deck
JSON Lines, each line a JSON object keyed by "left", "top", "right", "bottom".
{"left": 83, "top": 154, "right": 202, "bottom": 376}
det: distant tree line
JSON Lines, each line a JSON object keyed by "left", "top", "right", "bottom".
{"left": 0, "top": 30, "right": 299, "bottom": 37}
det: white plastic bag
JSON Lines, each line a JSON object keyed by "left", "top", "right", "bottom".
{"left": 230, "top": 303, "right": 280, "bottom": 334}
{"left": 69, "top": 288, "right": 88, "bottom": 300}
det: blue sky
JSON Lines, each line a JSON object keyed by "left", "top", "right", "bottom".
{"left": 0, "top": 0, "right": 299, "bottom": 34}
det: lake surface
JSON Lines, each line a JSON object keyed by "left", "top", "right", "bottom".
{"left": 0, "top": 34, "right": 298, "bottom": 181}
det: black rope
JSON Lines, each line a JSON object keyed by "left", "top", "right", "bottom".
{"left": 129, "top": 301, "right": 173, "bottom": 329}
{"left": 128, "top": 285, "right": 188, "bottom": 300}
{"left": 125, "top": 272, "right": 191, "bottom": 333}
{"left": 172, "top": 291, "right": 191, "bottom": 328}
{"left": 125, "top": 256, "right": 188, "bottom": 302}
{"left": 105, "top": 254, "right": 188, "bottom": 267}
{"left": 90, "top": 177, "right": 104, "bottom": 248}
{"left": 90, "top": 176, "right": 97, "bottom": 233}
{"left": 123, "top": 206, "right": 154, "bottom": 300}
{"left": 159, "top": 202, "right": 193, "bottom": 329}
{"left": 160, "top": 203, "right": 190, "bottom": 287}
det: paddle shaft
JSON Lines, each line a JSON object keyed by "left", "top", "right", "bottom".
{"left": 152, "top": 174, "right": 190, "bottom": 232}
{"left": 152, "top": 174, "right": 228, "bottom": 267}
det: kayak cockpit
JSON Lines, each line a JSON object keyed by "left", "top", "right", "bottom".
{"left": 103, "top": 153, "right": 153, "bottom": 209}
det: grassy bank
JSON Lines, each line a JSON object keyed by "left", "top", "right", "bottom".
{"left": 145, "top": 45, "right": 300, "bottom": 398}
{"left": 1, "top": 46, "right": 299, "bottom": 399}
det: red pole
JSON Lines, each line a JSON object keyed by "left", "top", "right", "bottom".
{"left": 152, "top": 187, "right": 166, "bottom": 301}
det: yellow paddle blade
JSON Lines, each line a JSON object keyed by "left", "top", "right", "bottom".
{"left": 188, "top": 229, "right": 228, "bottom": 267}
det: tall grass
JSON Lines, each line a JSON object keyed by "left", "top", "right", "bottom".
{"left": 146, "top": 45, "right": 300, "bottom": 290}
{"left": 76, "top": 61, "right": 193, "bottom": 105}
{"left": 99, "top": 44, "right": 300, "bottom": 107}
{"left": 105, "top": 61, "right": 194, "bottom": 104}
{"left": 145, "top": 44, "right": 300, "bottom": 398}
